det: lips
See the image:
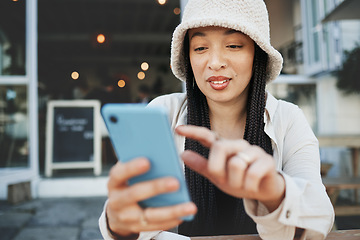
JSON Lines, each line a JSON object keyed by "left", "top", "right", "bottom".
{"left": 207, "top": 76, "right": 231, "bottom": 90}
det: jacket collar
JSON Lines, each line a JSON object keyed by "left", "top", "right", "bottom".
{"left": 264, "top": 92, "right": 279, "bottom": 149}
{"left": 264, "top": 92, "right": 278, "bottom": 124}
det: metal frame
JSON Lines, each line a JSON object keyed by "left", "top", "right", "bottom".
{"left": 0, "top": 0, "right": 39, "bottom": 199}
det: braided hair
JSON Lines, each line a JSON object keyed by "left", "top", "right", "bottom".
{"left": 178, "top": 33, "right": 273, "bottom": 237}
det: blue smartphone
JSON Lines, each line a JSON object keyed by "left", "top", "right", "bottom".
{"left": 101, "top": 103, "right": 193, "bottom": 221}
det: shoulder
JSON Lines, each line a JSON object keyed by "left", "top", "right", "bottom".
{"left": 267, "top": 93, "right": 316, "bottom": 143}
{"left": 148, "top": 92, "right": 187, "bottom": 112}
{"left": 278, "top": 100, "right": 302, "bottom": 120}
{"left": 147, "top": 92, "right": 188, "bottom": 128}
{"left": 266, "top": 92, "right": 302, "bottom": 123}
{"left": 148, "top": 92, "right": 186, "bottom": 105}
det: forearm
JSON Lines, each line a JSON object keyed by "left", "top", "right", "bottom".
{"left": 244, "top": 173, "right": 334, "bottom": 240}
{"left": 260, "top": 173, "right": 286, "bottom": 213}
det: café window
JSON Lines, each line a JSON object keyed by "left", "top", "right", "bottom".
{"left": 0, "top": 0, "right": 29, "bottom": 170}
{"left": 0, "top": 85, "right": 28, "bottom": 168}
{"left": 0, "top": 0, "right": 26, "bottom": 76}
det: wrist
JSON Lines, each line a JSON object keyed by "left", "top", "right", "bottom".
{"left": 261, "top": 173, "right": 285, "bottom": 212}
{"left": 105, "top": 210, "right": 139, "bottom": 240}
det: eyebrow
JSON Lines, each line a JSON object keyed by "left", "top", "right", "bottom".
{"left": 190, "top": 31, "right": 205, "bottom": 40}
{"left": 190, "top": 29, "right": 244, "bottom": 40}
{"left": 225, "top": 29, "right": 243, "bottom": 35}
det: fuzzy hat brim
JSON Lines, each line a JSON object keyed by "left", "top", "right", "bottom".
{"left": 170, "top": 0, "right": 283, "bottom": 83}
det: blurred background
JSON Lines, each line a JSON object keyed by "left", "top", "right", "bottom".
{"left": 0, "top": 0, "right": 360, "bottom": 238}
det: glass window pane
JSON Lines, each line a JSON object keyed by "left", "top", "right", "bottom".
{"left": 0, "top": 85, "right": 29, "bottom": 168}
{"left": 313, "top": 32, "right": 320, "bottom": 62}
{"left": 0, "top": 0, "right": 26, "bottom": 76}
{"left": 311, "top": 0, "right": 318, "bottom": 27}
{"left": 306, "top": 0, "right": 321, "bottom": 66}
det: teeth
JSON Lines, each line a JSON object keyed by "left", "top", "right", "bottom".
{"left": 212, "top": 80, "right": 228, "bottom": 84}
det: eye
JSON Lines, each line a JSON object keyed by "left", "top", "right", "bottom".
{"left": 227, "top": 45, "right": 243, "bottom": 49}
{"left": 194, "top": 47, "right": 207, "bottom": 52}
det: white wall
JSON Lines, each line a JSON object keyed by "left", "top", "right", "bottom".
{"left": 317, "top": 75, "right": 360, "bottom": 135}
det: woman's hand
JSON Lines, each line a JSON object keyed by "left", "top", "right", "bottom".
{"left": 106, "top": 158, "right": 197, "bottom": 237}
{"left": 176, "top": 125, "right": 285, "bottom": 212}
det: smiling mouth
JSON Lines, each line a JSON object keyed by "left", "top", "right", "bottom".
{"left": 207, "top": 76, "right": 231, "bottom": 83}
{"left": 207, "top": 76, "right": 231, "bottom": 90}
{"left": 211, "top": 79, "right": 230, "bottom": 84}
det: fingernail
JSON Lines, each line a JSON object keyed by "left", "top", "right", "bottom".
{"left": 175, "top": 125, "right": 184, "bottom": 133}
{"left": 166, "top": 178, "right": 179, "bottom": 189}
{"left": 137, "top": 158, "right": 150, "bottom": 169}
{"left": 184, "top": 203, "right": 196, "bottom": 213}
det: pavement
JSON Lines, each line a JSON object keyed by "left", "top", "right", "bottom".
{"left": 0, "top": 196, "right": 107, "bottom": 240}
{"left": 1, "top": 196, "right": 360, "bottom": 240}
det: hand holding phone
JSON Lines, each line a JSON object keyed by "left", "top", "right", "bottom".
{"left": 101, "top": 103, "right": 194, "bottom": 221}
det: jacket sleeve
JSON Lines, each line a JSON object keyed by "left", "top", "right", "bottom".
{"left": 244, "top": 105, "right": 334, "bottom": 240}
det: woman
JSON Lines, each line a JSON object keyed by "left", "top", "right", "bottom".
{"left": 99, "top": 0, "right": 334, "bottom": 239}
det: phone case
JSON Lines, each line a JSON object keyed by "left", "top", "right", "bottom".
{"left": 101, "top": 103, "right": 193, "bottom": 220}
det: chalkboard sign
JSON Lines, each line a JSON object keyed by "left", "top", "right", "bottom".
{"left": 45, "top": 100, "right": 101, "bottom": 177}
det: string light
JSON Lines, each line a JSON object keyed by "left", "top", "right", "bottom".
{"left": 157, "top": 0, "right": 166, "bottom": 5}
{"left": 173, "top": 8, "right": 181, "bottom": 15}
{"left": 141, "top": 62, "right": 149, "bottom": 71}
{"left": 71, "top": 71, "right": 79, "bottom": 80}
{"left": 97, "top": 34, "right": 106, "bottom": 44}
{"left": 118, "top": 80, "right": 126, "bottom": 88}
{"left": 137, "top": 71, "right": 145, "bottom": 80}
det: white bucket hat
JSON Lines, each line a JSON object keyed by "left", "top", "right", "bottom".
{"left": 170, "top": 0, "right": 283, "bottom": 83}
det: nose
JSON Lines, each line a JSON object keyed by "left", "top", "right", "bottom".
{"left": 208, "top": 48, "right": 227, "bottom": 70}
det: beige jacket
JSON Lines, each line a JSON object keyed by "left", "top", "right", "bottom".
{"left": 99, "top": 92, "right": 334, "bottom": 240}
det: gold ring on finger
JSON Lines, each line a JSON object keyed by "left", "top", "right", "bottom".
{"left": 236, "top": 152, "right": 252, "bottom": 165}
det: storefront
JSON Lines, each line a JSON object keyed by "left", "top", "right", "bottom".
{"left": 0, "top": 0, "right": 316, "bottom": 201}
{"left": 2, "top": 0, "right": 357, "bottom": 202}
{"left": 0, "top": 0, "right": 184, "bottom": 200}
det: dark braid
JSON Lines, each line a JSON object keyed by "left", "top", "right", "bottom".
{"left": 178, "top": 34, "right": 273, "bottom": 236}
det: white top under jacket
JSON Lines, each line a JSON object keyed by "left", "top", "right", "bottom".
{"left": 99, "top": 92, "right": 334, "bottom": 240}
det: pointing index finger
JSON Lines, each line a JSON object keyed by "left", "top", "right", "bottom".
{"left": 175, "top": 125, "right": 217, "bottom": 148}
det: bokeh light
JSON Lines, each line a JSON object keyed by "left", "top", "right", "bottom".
{"left": 118, "top": 80, "right": 126, "bottom": 88}
{"left": 141, "top": 62, "right": 149, "bottom": 71}
{"left": 173, "top": 8, "right": 181, "bottom": 15}
{"left": 97, "top": 34, "right": 106, "bottom": 44}
{"left": 157, "top": 0, "right": 167, "bottom": 5}
{"left": 137, "top": 71, "right": 145, "bottom": 80}
{"left": 71, "top": 71, "right": 79, "bottom": 80}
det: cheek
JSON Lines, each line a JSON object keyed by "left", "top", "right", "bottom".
{"left": 190, "top": 57, "right": 203, "bottom": 76}
{"left": 235, "top": 54, "right": 254, "bottom": 76}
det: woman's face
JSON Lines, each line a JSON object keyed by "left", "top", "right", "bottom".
{"left": 188, "top": 26, "right": 255, "bottom": 105}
